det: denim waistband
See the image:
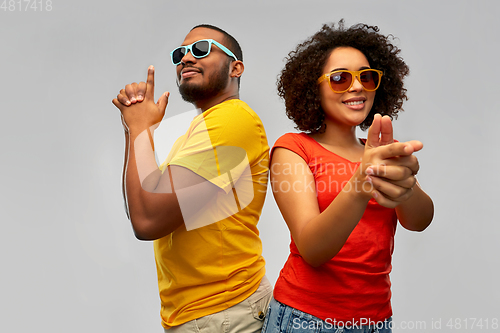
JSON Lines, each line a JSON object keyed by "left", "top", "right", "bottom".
{"left": 262, "top": 297, "right": 392, "bottom": 333}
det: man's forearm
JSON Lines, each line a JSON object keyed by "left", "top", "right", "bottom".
{"left": 122, "top": 128, "right": 160, "bottom": 217}
{"left": 124, "top": 128, "right": 183, "bottom": 240}
{"left": 122, "top": 131, "right": 130, "bottom": 219}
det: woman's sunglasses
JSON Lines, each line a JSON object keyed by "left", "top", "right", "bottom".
{"left": 317, "top": 69, "right": 383, "bottom": 93}
{"left": 170, "top": 39, "right": 238, "bottom": 65}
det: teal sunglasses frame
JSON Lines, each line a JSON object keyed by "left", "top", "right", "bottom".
{"left": 170, "top": 39, "right": 238, "bottom": 65}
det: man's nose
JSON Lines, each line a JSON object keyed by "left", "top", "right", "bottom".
{"left": 180, "top": 49, "right": 197, "bottom": 65}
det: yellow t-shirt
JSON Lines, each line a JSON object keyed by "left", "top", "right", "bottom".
{"left": 154, "top": 99, "right": 269, "bottom": 329}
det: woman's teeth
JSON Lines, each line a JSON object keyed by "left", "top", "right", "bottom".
{"left": 344, "top": 100, "right": 364, "bottom": 106}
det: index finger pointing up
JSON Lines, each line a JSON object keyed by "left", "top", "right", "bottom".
{"left": 146, "top": 65, "right": 155, "bottom": 100}
{"left": 379, "top": 115, "right": 394, "bottom": 146}
{"left": 366, "top": 114, "right": 382, "bottom": 148}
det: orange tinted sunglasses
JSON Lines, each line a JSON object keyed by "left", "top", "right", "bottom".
{"left": 318, "top": 69, "right": 383, "bottom": 93}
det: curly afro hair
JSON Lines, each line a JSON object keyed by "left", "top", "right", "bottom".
{"left": 277, "top": 20, "right": 409, "bottom": 133}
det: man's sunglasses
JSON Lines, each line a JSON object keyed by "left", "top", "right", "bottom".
{"left": 170, "top": 39, "right": 238, "bottom": 65}
{"left": 317, "top": 69, "right": 383, "bottom": 93}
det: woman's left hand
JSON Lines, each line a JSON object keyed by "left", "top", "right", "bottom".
{"left": 365, "top": 164, "right": 417, "bottom": 208}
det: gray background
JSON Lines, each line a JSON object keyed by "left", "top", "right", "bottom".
{"left": 1, "top": 0, "right": 499, "bottom": 332}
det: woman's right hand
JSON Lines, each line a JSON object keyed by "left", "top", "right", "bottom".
{"left": 359, "top": 114, "right": 423, "bottom": 208}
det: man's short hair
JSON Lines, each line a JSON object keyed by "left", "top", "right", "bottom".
{"left": 191, "top": 24, "right": 243, "bottom": 62}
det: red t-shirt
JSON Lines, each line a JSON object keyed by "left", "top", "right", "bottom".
{"left": 272, "top": 133, "right": 397, "bottom": 324}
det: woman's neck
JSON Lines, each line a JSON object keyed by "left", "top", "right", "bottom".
{"left": 310, "top": 122, "right": 361, "bottom": 148}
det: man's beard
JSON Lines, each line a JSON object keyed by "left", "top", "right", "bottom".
{"left": 179, "top": 62, "right": 230, "bottom": 104}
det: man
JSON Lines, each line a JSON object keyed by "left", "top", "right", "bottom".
{"left": 112, "top": 25, "right": 272, "bottom": 332}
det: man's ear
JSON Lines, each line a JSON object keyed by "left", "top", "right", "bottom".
{"left": 230, "top": 60, "right": 244, "bottom": 78}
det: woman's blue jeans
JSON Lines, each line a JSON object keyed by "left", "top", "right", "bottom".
{"left": 261, "top": 297, "right": 392, "bottom": 333}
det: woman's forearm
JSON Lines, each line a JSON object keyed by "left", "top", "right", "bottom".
{"left": 395, "top": 181, "right": 434, "bottom": 231}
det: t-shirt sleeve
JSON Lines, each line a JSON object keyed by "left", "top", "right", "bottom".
{"left": 168, "top": 103, "right": 266, "bottom": 194}
{"left": 271, "top": 133, "right": 309, "bottom": 164}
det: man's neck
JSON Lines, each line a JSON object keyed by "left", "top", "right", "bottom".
{"left": 194, "top": 92, "right": 240, "bottom": 112}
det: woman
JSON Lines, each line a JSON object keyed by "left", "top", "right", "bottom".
{"left": 262, "top": 21, "right": 434, "bottom": 333}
